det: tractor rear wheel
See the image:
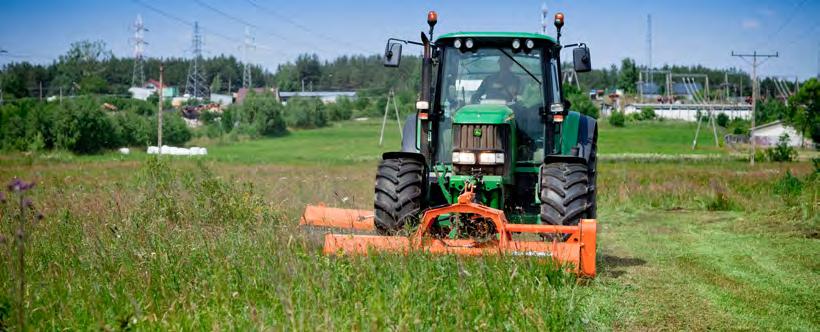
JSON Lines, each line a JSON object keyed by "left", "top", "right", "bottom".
{"left": 540, "top": 162, "right": 592, "bottom": 227}
{"left": 374, "top": 158, "right": 424, "bottom": 235}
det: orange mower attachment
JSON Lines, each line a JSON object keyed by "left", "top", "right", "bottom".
{"left": 301, "top": 190, "right": 597, "bottom": 277}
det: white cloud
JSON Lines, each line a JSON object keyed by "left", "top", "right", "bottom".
{"left": 742, "top": 18, "right": 760, "bottom": 29}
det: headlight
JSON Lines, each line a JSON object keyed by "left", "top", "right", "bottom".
{"left": 452, "top": 152, "right": 475, "bottom": 164}
{"left": 550, "top": 103, "right": 564, "bottom": 113}
{"left": 453, "top": 39, "right": 462, "bottom": 48}
{"left": 465, "top": 38, "right": 474, "bottom": 49}
{"left": 479, "top": 152, "right": 505, "bottom": 165}
{"left": 525, "top": 39, "right": 535, "bottom": 49}
{"left": 512, "top": 39, "right": 521, "bottom": 50}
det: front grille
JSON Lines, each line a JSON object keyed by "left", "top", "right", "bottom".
{"left": 452, "top": 124, "right": 509, "bottom": 175}
{"left": 454, "top": 124, "right": 506, "bottom": 151}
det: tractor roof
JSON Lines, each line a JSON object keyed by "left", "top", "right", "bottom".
{"left": 436, "top": 32, "right": 556, "bottom": 43}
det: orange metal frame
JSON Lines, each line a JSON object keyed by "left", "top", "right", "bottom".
{"left": 302, "top": 190, "right": 597, "bottom": 277}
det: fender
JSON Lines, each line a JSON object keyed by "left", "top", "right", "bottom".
{"left": 382, "top": 151, "right": 427, "bottom": 164}
{"left": 558, "top": 111, "right": 598, "bottom": 163}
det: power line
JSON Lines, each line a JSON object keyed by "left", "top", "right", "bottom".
{"left": 192, "top": 0, "right": 332, "bottom": 53}
{"left": 243, "top": 0, "right": 371, "bottom": 53}
{"left": 764, "top": 0, "right": 809, "bottom": 43}
{"left": 731, "top": 50, "right": 778, "bottom": 166}
{"left": 129, "top": 0, "right": 288, "bottom": 58}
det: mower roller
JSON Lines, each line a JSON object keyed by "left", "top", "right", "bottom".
{"left": 302, "top": 11, "right": 600, "bottom": 277}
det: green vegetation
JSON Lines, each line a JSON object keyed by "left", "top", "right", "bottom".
{"left": 0, "top": 119, "right": 817, "bottom": 329}
{"left": 608, "top": 110, "right": 625, "bottom": 127}
{"left": 0, "top": 96, "right": 191, "bottom": 154}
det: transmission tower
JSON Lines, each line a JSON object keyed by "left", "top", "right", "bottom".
{"left": 242, "top": 26, "right": 255, "bottom": 89}
{"left": 540, "top": 3, "right": 549, "bottom": 34}
{"left": 185, "top": 21, "right": 209, "bottom": 99}
{"left": 131, "top": 14, "right": 148, "bottom": 87}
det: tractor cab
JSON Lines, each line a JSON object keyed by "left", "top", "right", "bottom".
{"left": 434, "top": 33, "right": 559, "bottom": 171}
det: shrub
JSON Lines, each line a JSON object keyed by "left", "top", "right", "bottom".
{"left": 227, "top": 91, "right": 287, "bottom": 137}
{"left": 147, "top": 112, "right": 192, "bottom": 146}
{"left": 765, "top": 133, "right": 798, "bottom": 162}
{"left": 716, "top": 113, "right": 730, "bottom": 127}
{"left": 285, "top": 97, "right": 327, "bottom": 129}
{"left": 609, "top": 110, "right": 625, "bottom": 127}
{"left": 54, "top": 98, "right": 118, "bottom": 154}
{"left": 639, "top": 107, "right": 656, "bottom": 121}
{"left": 773, "top": 170, "right": 803, "bottom": 197}
{"left": 112, "top": 111, "right": 151, "bottom": 147}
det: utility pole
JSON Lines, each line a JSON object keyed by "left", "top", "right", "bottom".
{"left": 732, "top": 50, "right": 778, "bottom": 166}
{"left": 158, "top": 64, "right": 164, "bottom": 150}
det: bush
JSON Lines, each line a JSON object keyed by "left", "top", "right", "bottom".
{"left": 765, "top": 133, "right": 798, "bottom": 162}
{"left": 147, "top": 111, "right": 192, "bottom": 146}
{"left": 225, "top": 91, "right": 287, "bottom": 137}
{"left": 325, "top": 97, "right": 354, "bottom": 121}
{"left": 716, "top": 113, "right": 730, "bottom": 127}
{"left": 639, "top": 107, "right": 656, "bottom": 121}
{"left": 609, "top": 110, "right": 625, "bottom": 127}
{"left": 112, "top": 110, "right": 151, "bottom": 147}
{"left": 285, "top": 97, "right": 327, "bottom": 129}
{"left": 54, "top": 98, "right": 119, "bottom": 154}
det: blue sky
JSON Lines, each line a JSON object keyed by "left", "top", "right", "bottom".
{"left": 0, "top": 0, "right": 818, "bottom": 79}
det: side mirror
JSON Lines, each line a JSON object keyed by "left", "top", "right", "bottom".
{"left": 573, "top": 47, "right": 591, "bottom": 73}
{"left": 383, "top": 42, "right": 402, "bottom": 67}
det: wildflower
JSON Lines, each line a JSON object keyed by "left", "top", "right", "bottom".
{"left": 7, "top": 178, "right": 34, "bottom": 192}
{"left": 23, "top": 198, "right": 34, "bottom": 209}
{"left": 7, "top": 178, "right": 22, "bottom": 192}
{"left": 0, "top": 191, "right": 5, "bottom": 204}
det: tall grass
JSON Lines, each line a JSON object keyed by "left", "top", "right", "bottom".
{"left": 0, "top": 158, "right": 583, "bottom": 330}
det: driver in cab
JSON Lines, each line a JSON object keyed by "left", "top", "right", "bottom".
{"left": 470, "top": 56, "right": 521, "bottom": 104}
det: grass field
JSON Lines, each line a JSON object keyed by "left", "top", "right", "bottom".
{"left": 0, "top": 119, "right": 817, "bottom": 330}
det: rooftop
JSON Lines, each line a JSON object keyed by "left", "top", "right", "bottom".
{"left": 436, "top": 32, "right": 556, "bottom": 43}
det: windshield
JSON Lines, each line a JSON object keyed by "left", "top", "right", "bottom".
{"left": 437, "top": 46, "right": 546, "bottom": 163}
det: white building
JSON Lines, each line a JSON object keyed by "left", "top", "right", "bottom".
{"left": 751, "top": 120, "right": 812, "bottom": 147}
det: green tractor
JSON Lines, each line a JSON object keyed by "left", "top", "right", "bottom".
{"left": 301, "top": 10, "right": 598, "bottom": 276}
{"left": 375, "top": 11, "right": 597, "bottom": 237}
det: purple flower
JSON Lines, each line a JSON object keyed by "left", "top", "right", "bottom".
{"left": 0, "top": 191, "right": 5, "bottom": 204}
{"left": 23, "top": 198, "right": 34, "bottom": 210}
{"left": 7, "top": 178, "right": 34, "bottom": 192}
{"left": 7, "top": 178, "right": 22, "bottom": 192}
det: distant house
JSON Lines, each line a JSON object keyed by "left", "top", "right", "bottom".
{"left": 235, "top": 87, "right": 278, "bottom": 104}
{"left": 234, "top": 88, "right": 357, "bottom": 105}
{"left": 278, "top": 91, "right": 357, "bottom": 104}
{"left": 129, "top": 80, "right": 177, "bottom": 100}
{"left": 751, "top": 120, "right": 812, "bottom": 147}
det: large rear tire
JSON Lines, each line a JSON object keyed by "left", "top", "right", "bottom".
{"left": 540, "top": 162, "right": 593, "bottom": 226}
{"left": 374, "top": 158, "right": 423, "bottom": 235}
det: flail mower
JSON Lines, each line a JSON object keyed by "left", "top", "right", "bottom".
{"left": 302, "top": 11, "right": 599, "bottom": 277}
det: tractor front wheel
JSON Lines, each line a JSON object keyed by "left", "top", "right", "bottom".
{"left": 540, "top": 162, "right": 592, "bottom": 227}
{"left": 374, "top": 158, "right": 423, "bottom": 235}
